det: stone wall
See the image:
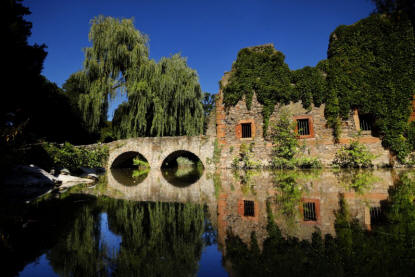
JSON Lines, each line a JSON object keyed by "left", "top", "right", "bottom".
{"left": 216, "top": 85, "right": 391, "bottom": 168}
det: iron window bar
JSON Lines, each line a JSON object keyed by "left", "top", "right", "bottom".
{"left": 297, "top": 119, "right": 310, "bottom": 136}
{"left": 370, "top": 206, "right": 383, "bottom": 225}
{"left": 241, "top": 123, "right": 252, "bottom": 138}
{"left": 359, "top": 114, "right": 372, "bottom": 131}
{"left": 244, "top": 200, "right": 255, "bottom": 217}
{"left": 303, "top": 202, "right": 317, "bottom": 221}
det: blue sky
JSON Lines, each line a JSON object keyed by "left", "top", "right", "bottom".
{"left": 24, "top": 0, "right": 374, "bottom": 119}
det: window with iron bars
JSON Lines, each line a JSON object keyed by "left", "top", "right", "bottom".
{"left": 244, "top": 200, "right": 255, "bottom": 217}
{"left": 297, "top": 119, "right": 310, "bottom": 136}
{"left": 370, "top": 206, "right": 383, "bottom": 225}
{"left": 241, "top": 123, "right": 252, "bottom": 138}
{"left": 303, "top": 202, "right": 317, "bottom": 221}
{"left": 359, "top": 114, "right": 372, "bottom": 131}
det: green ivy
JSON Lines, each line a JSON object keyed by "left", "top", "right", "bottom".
{"left": 223, "top": 45, "right": 293, "bottom": 135}
{"left": 291, "top": 62, "right": 327, "bottom": 110}
{"left": 326, "top": 14, "right": 415, "bottom": 160}
{"left": 222, "top": 14, "right": 415, "bottom": 161}
{"left": 231, "top": 142, "right": 262, "bottom": 169}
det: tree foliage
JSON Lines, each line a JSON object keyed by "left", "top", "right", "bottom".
{"left": 1, "top": 0, "right": 96, "bottom": 170}
{"left": 47, "top": 198, "right": 205, "bottom": 276}
{"left": 42, "top": 142, "right": 109, "bottom": 172}
{"left": 372, "top": 0, "right": 415, "bottom": 29}
{"left": 70, "top": 16, "right": 204, "bottom": 138}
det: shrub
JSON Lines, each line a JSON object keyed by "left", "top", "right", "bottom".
{"left": 43, "top": 142, "right": 108, "bottom": 172}
{"left": 133, "top": 157, "right": 150, "bottom": 169}
{"left": 270, "top": 108, "right": 322, "bottom": 169}
{"left": 232, "top": 143, "right": 262, "bottom": 169}
{"left": 333, "top": 140, "right": 376, "bottom": 168}
{"left": 294, "top": 157, "right": 322, "bottom": 169}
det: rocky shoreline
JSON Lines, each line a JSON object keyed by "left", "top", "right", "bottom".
{"left": 1, "top": 165, "right": 104, "bottom": 202}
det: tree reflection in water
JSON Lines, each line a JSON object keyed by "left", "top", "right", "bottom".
{"left": 224, "top": 172, "right": 415, "bottom": 277}
{"left": 47, "top": 198, "right": 206, "bottom": 276}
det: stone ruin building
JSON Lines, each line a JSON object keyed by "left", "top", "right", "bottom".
{"left": 214, "top": 70, "right": 415, "bottom": 168}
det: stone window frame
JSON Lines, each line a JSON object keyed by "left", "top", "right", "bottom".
{"left": 237, "top": 199, "right": 259, "bottom": 221}
{"left": 299, "top": 198, "right": 320, "bottom": 224}
{"left": 235, "top": 119, "right": 256, "bottom": 140}
{"left": 293, "top": 115, "right": 314, "bottom": 139}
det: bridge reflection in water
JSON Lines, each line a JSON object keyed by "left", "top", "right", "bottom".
{"left": 105, "top": 168, "right": 399, "bottom": 247}
{"left": 107, "top": 167, "right": 216, "bottom": 204}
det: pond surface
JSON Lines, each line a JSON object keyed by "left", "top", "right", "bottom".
{"left": 2, "top": 168, "right": 415, "bottom": 276}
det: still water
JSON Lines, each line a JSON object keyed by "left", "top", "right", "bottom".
{"left": 2, "top": 168, "right": 415, "bottom": 276}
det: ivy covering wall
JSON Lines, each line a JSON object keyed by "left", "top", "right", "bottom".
{"left": 222, "top": 45, "right": 327, "bottom": 135}
{"left": 326, "top": 14, "right": 415, "bottom": 160}
{"left": 222, "top": 14, "right": 415, "bottom": 161}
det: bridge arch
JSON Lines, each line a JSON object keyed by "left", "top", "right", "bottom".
{"left": 106, "top": 136, "right": 215, "bottom": 173}
{"left": 161, "top": 150, "right": 204, "bottom": 169}
{"left": 106, "top": 136, "right": 215, "bottom": 190}
{"left": 111, "top": 151, "right": 149, "bottom": 168}
{"left": 160, "top": 150, "right": 204, "bottom": 187}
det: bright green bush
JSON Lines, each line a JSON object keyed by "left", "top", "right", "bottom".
{"left": 43, "top": 142, "right": 108, "bottom": 172}
{"left": 294, "top": 157, "right": 323, "bottom": 169}
{"left": 270, "top": 108, "right": 322, "bottom": 169}
{"left": 332, "top": 140, "right": 376, "bottom": 168}
{"left": 232, "top": 143, "right": 262, "bottom": 169}
{"left": 133, "top": 157, "right": 150, "bottom": 169}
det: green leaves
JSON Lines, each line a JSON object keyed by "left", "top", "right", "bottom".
{"left": 333, "top": 140, "right": 376, "bottom": 168}
{"left": 223, "top": 14, "right": 415, "bottom": 162}
{"left": 70, "top": 16, "right": 203, "bottom": 138}
{"left": 43, "top": 142, "right": 108, "bottom": 172}
{"left": 326, "top": 14, "right": 415, "bottom": 160}
{"left": 223, "top": 45, "right": 293, "bottom": 134}
{"left": 270, "top": 108, "right": 322, "bottom": 169}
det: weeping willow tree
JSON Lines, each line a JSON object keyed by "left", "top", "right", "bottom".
{"left": 68, "top": 16, "right": 204, "bottom": 137}
{"left": 112, "top": 54, "right": 204, "bottom": 137}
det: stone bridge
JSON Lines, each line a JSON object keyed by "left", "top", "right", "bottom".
{"left": 106, "top": 135, "right": 216, "bottom": 170}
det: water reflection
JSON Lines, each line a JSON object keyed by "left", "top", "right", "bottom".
{"left": 110, "top": 168, "right": 149, "bottom": 186}
{"left": 161, "top": 166, "right": 203, "bottom": 187}
{"left": 160, "top": 153, "right": 204, "bottom": 187}
{"left": 223, "top": 173, "right": 415, "bottom": 276}
{"left": 47, "top": 199, "right": 206, "bottom": 276}
{"left": 2, "top": 169, "right": 415, "bottom": 276}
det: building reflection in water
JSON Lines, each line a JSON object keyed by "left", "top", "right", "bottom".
{"left": 106, "top": 167, "right": 397, "bottom": 249}
{"left": 216, "top": 169, "right": 394, "bottom": 253}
